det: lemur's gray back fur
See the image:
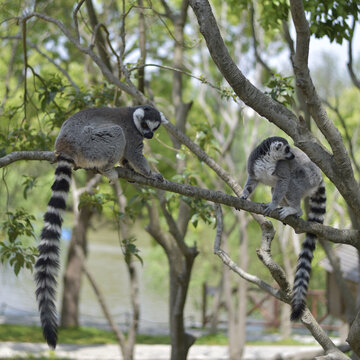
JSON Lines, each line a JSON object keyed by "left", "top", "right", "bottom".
{"left": 241, "top": 136, "right": 326, "bottom": 321}
{"left": 34, "top": 105, "right": 167, "bottom": 348}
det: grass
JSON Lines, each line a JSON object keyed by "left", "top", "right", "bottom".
{"left": 0, "top": 324, "right": 170, "bottom": 345}
{"left": 0, "top": 323, "right": 315, "bottom": 347}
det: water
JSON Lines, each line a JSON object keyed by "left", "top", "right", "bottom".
{"left": 0, "top": 226, "right": 198, "bottom": 335}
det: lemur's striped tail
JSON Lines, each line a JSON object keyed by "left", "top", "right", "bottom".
{"left": 291, "top": 180, "right": 326, "bottom": 321}
{"left": 34, "top": 156, "right": 73, "bottom": 348}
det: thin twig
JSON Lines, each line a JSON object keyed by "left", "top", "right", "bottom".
{"left": 213, "top": 204, "right": 287, "bottom": 301}
{"left": 73, "top": 0, "right": 87, "bottom": 42}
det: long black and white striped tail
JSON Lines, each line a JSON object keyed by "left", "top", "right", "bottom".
{"left": 34, "top": 156, "right": 73, "bottom": 348}
{"left": 291, "top": 180, "right": 326, "bottom": 321}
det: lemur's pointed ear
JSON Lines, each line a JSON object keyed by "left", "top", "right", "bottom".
{"left": 160, "top": 112, "right": 168, "bottom": 124}
{"left": 133, "top": 107, "right": 145, "bottom": 122}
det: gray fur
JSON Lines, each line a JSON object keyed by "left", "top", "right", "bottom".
{"left": 55, "top": 105, "right": 167, "bottom": 182}
{"left": 35, "top": 105, "right": 167, "bottom": 348}
{"left": 241, "top": 136, "right": 326, "bottom": 320}
{"left": 241, "top": 137, "right": 322, "bottom": 219}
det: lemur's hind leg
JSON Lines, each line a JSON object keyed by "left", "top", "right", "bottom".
{"left": 278, "top": 194, "right": 303, "bottom": 220}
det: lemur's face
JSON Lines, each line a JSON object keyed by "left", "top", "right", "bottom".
{"left": 133, "top": 106, "right": 167, "bottom": 139}
{"left": 270, "top": 140, "right": 295, "bottom": 161}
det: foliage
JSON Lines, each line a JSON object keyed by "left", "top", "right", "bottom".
{"left": 265, "top": 74, "right": 295, "bottom": 108}
{"left": 0, "top": 1, "right": 359, "bottom": 350}
{"left": 0, "top": 120, "right": 54, "bottom": 154}
{"left": 121, "top": 236, "right": 143, "bottom": 265}
{"left": 0, "top": 209, "right": 38, "bottom": 275}
{"left": 304, "top": 0, "right": 360, "bottom": 43}
{"left": 78, "top": 190, "right": 114, "bottom": 214}
{"left": 22, "top": 175, "right": 37, "bottom": 200}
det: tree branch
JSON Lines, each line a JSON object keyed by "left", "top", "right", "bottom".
{"left": 213, "top": 204, "right": 286, "bottom": 301}
{"left": 249, "top": 2, "right": 273, "bottom": 76}
{"left": 18, "top": 12, "right": 146, "bottom": 103}
{"left": 214, "top": 206, "right": 350, "bottom": 359}
{"left": 0, "top": 151, "right": 56, "bottom": 167}
{"left": 74, "top": 245, "right": 127, "bottom": 350}
{"left": 190, "top": 0, "right": 360, "bottom": 217}
{"left": 1, "top": 150, "right": 359, "bottom": 248}
{"left": 289, "top": 0, "right": 360, "bottom": 209}
{"left": 85, "top": 0, "right": 113, "bottom": 72}
{"left": 347, "top": 20, "right": 360, "bottom": 90}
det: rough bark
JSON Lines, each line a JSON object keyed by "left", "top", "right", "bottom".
{"left": 214, "top": 204, "right": 350, "bottom": 360}
{"left": 60, "top": 175, "right": 98, "bottom": 327}
{"left": 348, "top": 311, "right": 360, "bottom": 357}
{"left": 60, "top": 203, "right": 92, "bottom": 327}
{"left": 144, "top": 2, "right": 197, "bottom": 359}
{"left": 188, "top": 0, "right": 360, "bottom": 220}
{"left": 1, "top": 151, "right": 359, "bottom": 249}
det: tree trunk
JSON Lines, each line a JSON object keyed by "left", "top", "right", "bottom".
{"left": 60, "top": 202, "right": 93, "bottom": 327}
{"left": 60, "top": 175, "right": 101, "bottom": 328}
{"left": 169, "top": 255, "right": 197, "bottom": 360}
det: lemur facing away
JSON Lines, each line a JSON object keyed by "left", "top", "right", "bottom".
{"left": 34, "top": 105, "right": 168, "bottom": 348}
{"left": 241, "top": 136, "right": 326, "bottom": 321}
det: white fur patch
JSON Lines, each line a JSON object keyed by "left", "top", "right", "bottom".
{"left": 253, "top": 156, "right": 277, "bottom": 187}
{"left": 160, "top": 112, "right": 168, "bottom": 124}
{"left": 133, "top": 108, "right": 145, "bottom": 132}
{"left": 47, "top": 206, "right": 64, "bottom": 216}
{"left": 54, "top": 173, "right": 71, "bottom": 184}
{"left": 146, "top": 120, "right": 160, "bottom": 131}
{"left": 43, "top": 222, "right": 62, "bottom": 234}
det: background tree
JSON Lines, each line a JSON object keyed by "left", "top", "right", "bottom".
{"left": 1, "top": 1, "right": 360, "bottom": 359}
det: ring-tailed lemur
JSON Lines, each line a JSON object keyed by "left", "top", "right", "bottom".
{"left": 240, "top": 136, "right": 326, "bottom": 321}
{"left": 34, "top": 105, "right": 168, "bottom": 348}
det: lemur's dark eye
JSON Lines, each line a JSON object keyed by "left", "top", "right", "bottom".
{"left": 285, "top": 145, "right": 290, "bottom": 153}
{"left": 142, "top": 123, "right": 148, "bottom": 129}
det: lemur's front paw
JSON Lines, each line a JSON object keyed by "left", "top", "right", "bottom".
{"left": 152, "top": 172, "right": 164, "bottom": 182}
{"left": 236, "top": 193, "right": 248, "bottom": 211}
{"left": 263, "top": 202, "right": 277, "bottom": 216}
{"left": 240, "top": 192, "right": 249, "bottom": 200}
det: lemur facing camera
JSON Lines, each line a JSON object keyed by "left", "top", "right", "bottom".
{"left": 241, "top": 136, "right": 326, "bottom": 321}
{"left": 34, "top": 105, "right": 168, "bottom": 348}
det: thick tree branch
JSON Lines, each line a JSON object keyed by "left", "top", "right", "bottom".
{"left": 188, "top": 1, "right": 322, "bottom": 158}
{"left": 1, "top": 150, "right": 359, "bottom": 248}
{"left": 0, "top": 151, "right": 56, "bottom": 167}
{"left": 189, "top": 0, "right": 360, "bottom": 219}
{"left": 348, "top": 311, "right": 360, "bottom": 356}
{"left": 158, "top": 191, "right": 196, "bottom": 257}
{"left": 323, "top": 98, "right": 360, "bottom": 175}
{"left": 289, "top": 0, "right": 360, "bottom": 212}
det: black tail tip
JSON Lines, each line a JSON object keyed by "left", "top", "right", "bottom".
{"left": 43, "top": 326, "right": 57, "bottom": 349}
{"left": 290, "top": 305, "right": 305, "bottom": 321}
{"left": 46, "top": 336, "right": 57, "bottom": 349}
